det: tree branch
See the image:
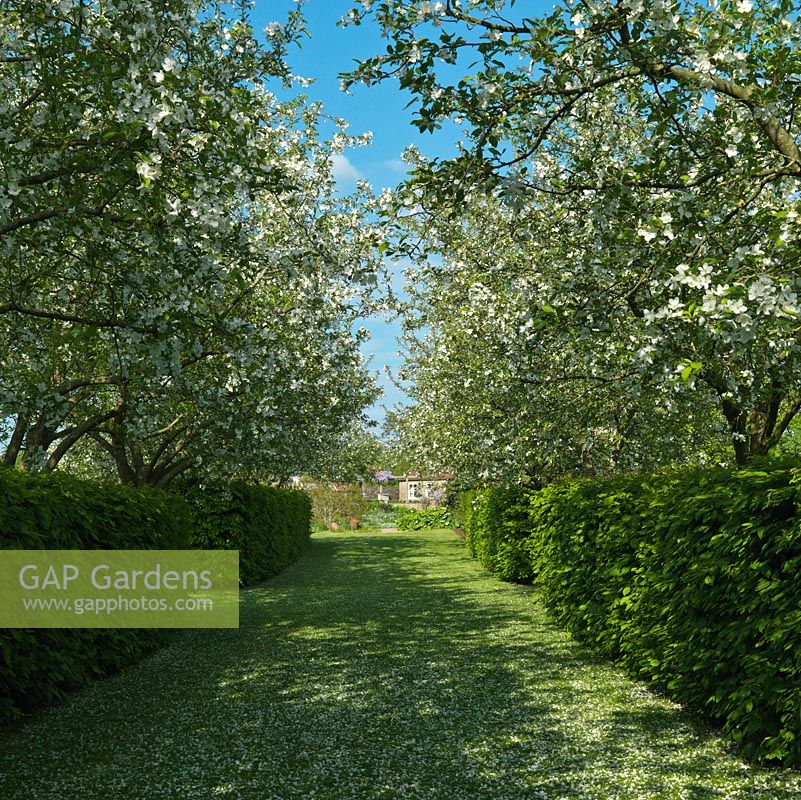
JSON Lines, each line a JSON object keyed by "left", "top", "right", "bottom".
{"left": 44, "top": 408, "right": 119, "bottom": 470}
{"left": 0, "top": 300, "right": 159, "bottom": 333}
{"left": 0, "top": 207, "right": 67, "bottom": 236}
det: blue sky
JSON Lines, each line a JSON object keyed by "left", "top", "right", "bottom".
{"left": 250, "top": 1, "right": 461, "bottom": 425}
{"left": 252, "top": 1, "right": 557, "bottom": 425}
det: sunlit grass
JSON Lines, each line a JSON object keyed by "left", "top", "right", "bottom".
{"left": 1, "top": 530, "right": 799, "bottom": 798}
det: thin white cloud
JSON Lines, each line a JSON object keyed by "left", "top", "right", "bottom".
{"left": 331, "top": 153, "right": 362, "bottom": 186}
{"left": 381, "top": 158, "right": 408, "bottom": 172}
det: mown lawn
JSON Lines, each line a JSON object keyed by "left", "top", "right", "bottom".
{"left": 1, "top": 530, "right": 799, "bottom": 799}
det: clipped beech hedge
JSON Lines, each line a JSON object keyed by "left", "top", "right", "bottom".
{"left": 1, "top": 471, "right": 312, "bottom": 724}
{"left": 461, "top": 486, "right": 533, "bottom": 582}
{"left": 0, "top": 468, "right": 192, "bottom": 723}
{"left": 182, "top": 480, "right": 311, "bottom": 586}
{"left": 462, "top": 467, "right": 801, "bottom": 767}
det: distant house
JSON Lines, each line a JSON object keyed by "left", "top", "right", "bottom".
{"left": 361, "top": 480, "right": 400, "bottom": 502}
{"left": 397, "top": 472, "right": 453, "bottom": 505}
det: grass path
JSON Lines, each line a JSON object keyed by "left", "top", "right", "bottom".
{"left": 2, "top": 530, "right": 800, "bottom": 799}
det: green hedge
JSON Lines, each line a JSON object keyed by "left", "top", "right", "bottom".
{"left": 397, "top": 507, "right": 455, "bottom": 530}
{"left": 1, "top": 472, "right": 312, "bottom": 725}
{"left": 182, "top": 481, "right": 311, "bottom": 586}
{"left": 461, "top": 486, "right": 533, "bottom": 581}
{"left": 0, "top": 468, "right": 191, "bottom": 723}
{"left": 462, "top": 467, "right": 801, "bottom": 767}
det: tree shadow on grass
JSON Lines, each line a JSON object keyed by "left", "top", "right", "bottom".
{"left": 0, "top": 533, "right": 797, "bottom": 799}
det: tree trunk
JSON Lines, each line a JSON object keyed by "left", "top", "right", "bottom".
{"left": 3, "top": 413, "right": 28, "bottom": 466}
{"left": 18, "top": 414, "right": 58, "bottom": 470}
{"left": 719, "top": 395, "right": 801, "bottom": 466}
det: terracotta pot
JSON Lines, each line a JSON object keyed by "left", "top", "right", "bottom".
{"left": 348, "top": 518, "right": 360, "bottom": 529}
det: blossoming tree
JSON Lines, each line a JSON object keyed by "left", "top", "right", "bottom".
{"left": 1, "top": 1, "right": 387, "bottom": 484}
{"left": 348, "top": 0, "right": 801, "bottom": 470}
